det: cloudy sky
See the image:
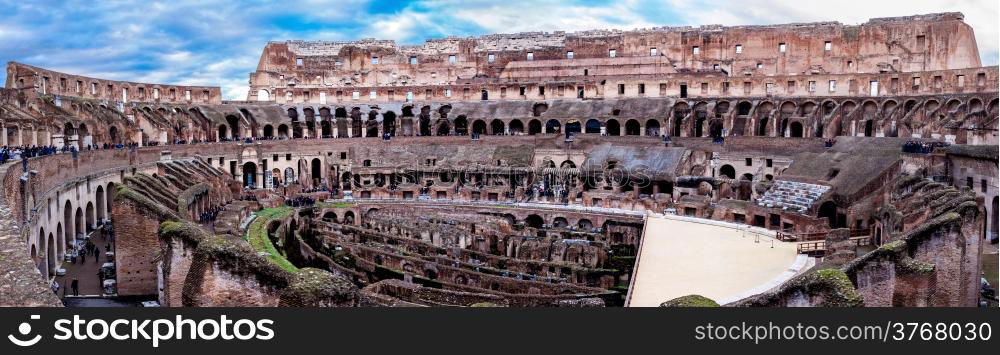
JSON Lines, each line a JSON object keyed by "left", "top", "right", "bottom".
{"left": 1, "top": 0, "right": 996, "bottom": 100}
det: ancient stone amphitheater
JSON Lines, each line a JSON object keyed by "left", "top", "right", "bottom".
{"left": 0, "top": 12, "right": 996, "bottom": 307}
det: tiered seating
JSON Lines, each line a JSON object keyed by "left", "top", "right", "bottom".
{"left": 756, "top": 180, "right": 830, "bottom": 213}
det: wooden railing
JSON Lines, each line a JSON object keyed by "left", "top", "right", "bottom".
{"left": 795, "top": 236, "right": 872, "bottom": 254}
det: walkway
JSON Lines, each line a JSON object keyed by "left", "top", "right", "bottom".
{"left": 626, "top": 214, "right": 810, "bottom": 307}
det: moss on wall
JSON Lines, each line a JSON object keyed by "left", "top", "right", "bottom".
{"left": 659, "top": 295, "right": 720, "bottom": 307}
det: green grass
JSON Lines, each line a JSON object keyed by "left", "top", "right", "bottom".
{"left": 246, "top": 206, "right": 298, "bottom": 273}
{"left": 984, "top": 252, "right": 998, "bottom": 290}
{"left": 316, "top": 201, "right": 355, "bottom": 208}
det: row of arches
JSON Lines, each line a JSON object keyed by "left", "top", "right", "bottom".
{"left": 32, "top": 182, "right": 115, "bottom": 279}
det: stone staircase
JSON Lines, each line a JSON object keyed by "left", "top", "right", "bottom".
{"left": 756, "top": 180, "right": 830, "bottom": 213}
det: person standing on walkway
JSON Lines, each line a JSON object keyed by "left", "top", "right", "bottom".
{"left": 70, "top": 279, "right": 79, "bottom": 296}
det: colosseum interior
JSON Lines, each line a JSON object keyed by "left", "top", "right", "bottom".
{"left": 0, "top": 11, "right": 996, "bottom": 307}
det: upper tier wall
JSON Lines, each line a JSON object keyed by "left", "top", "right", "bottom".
{"left": 248, "top": 12, "right": 983, "bottom": 98}
{"left": 5, "top": 62, "right": 223, "bottom": 105}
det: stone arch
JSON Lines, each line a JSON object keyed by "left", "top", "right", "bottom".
{"left": 75, "top": 207, "right": 84, "bottom": 240}
{"left": 578, "top": 218, "right": 593, "bottom": 230}
{"left": 552, "top": 217, "right": 569, "bottom": 228}
{"left": 528, "top": 119, "right": 542, "bottom": 135}
{"left": 605, "top": 119, "right": 621, "bottom": 136}
{"left": 106, "top": 182, "right": 115, "bottom": 216}
{"left": 454, "top": 115, "right": 468, "bottom": 135}
{"left": 644, "top": 119, "right": 660, "bottom": 136}
{"left": 508, "top": 119, "right": 524, "bottom": 134}
{"left": 383, "top": 111, "right": 396, "bottom": 137}
{"left": 490, "top": 119, "right": 505, "bottom": 135}
{"left": 532, "top": 103, "right": 548, "bottom": 117}
{"left": 818, "top": 201, "right": 839, "bottom": 228}
{"left": 525, "top": 214, "right": 544, "bottom": 229}
{"left": 63, "top": 200, "right": 73, "bottom": 245}
{"left": 243, "top": 161, "right": 258, "bottom": 188}
{"left": 85, "top": 202, "right": 95, "bottom": 231}
{"left": 472, "top": 120, "right": 487, "bottom": 135}
{"left": 625, "top": 119, "right": 641, "bottom": 135}
{"left": 565, "top": 120, "right": 582, "bottom": 136}
{"left": 719, "top": 164, "right": 736, "bottom": 179}
{"left": 585, "top": 119, "right": 601, "bottom": 133}
{"left": 736, "top": 101, "right": 752, "bottom": 116}
{"left": 96, "top": 185, "right": 106, "bottom": 221}
{"left": 789, "top": 121, "right": 804, "bottom": 138}
{"left": 545, "top": 119, "right": 561, "bottom": 134}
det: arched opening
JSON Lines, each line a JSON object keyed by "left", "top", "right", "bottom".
{"left": 343, "top": 211, "right": 356, "bottom": 225}
{"left": 553, "top": 217, "right": 569, "bottom": 228}
{"left": 585, "top": 119, "right": 601, "bottom": 134}
{"left": 525, "top": 214, "right": 544, "bottom": 229}
{"left": 263, "top": 125, "right": 274, "bottom": 138}
{"left": 243, "top": 162, "right": 258, "bottom": 188}
{"left": 96, "top": 185, "right": 106, "bottom": 221}
{"left": 645, "top": 119, "right": 660, "bottom": 136}
{"left": 106, "top": 182, "right": 115, "bottom": 216}
{"left": 532, "top": 103, "right": 548, "bottom": 117}
{"left": 719, "top": 165, "right": 736, "bottom": 179}
{"left": 545, "top": 119, "right": 561, "bottom": 134}
{"left": 367, "top": 110, "right": 379, "bottom": 137}
{"left": 528, "top": 119, "right": 542, "bottom": 135}
{"left": 565, "top": 120, "right": 581, "bottom": 136}
{"left": 75, "top": 207, "right": 83, "bottom": 241}
{"left": 321, "top": 121, "right": 332, "bottom": 138}
{"left": 63, "top": 201, "right": 73, "bottom": 245}
{"left": 863, "top": 120, "right": 874, "bottom": 137}
{"left": 624, "top": 119, "right": 641, "bottom": 136}
{"left": 108, "top": 126, "right": 119, "bottom": 144}
{"left": 322, "top": 211, "right": 338, "bottom": 222}
{"left": 285, "top": 167, "right": 296, "bottom": 185}
{"left": 454, "top": 115, "right": 468, "bottom": 135}
{"left": 46, "top": 233, "right": 56, "bottom": 279}
{"left": 418, "top": 106, "right": 431, "bottom": 136}
{"left": 578, "top": 219, "right": 593, "bottom": 230}
{"left": 508, "top": 119, "right": 524, "bottom": 134}
{"left": 311, "top": 158, "right": 322, "bottom": 186}
{"left": 789, "top": 122, "right": 803, "bottom": 138}
{"left": 756, "top": 116, "right": 769, "bottom": 136}
{"left": 818, "top": 201, "right": 839, "bottom": 228}
{"left": 382, "top": 111, "right": 396, "bottom": 137}
{"left": 436, "top": 119, "right": 452, "bottom": 136}
{"left": 737, "top": 101, "right": 752, "bottom": 116}
{"left": 217, "top": 125, "right": 228, "bottom": 141}
{"left": 472, "top": 120, "right": 487, "bottom": 135}
{"left": 490, "top": 119, "right": 505, "bottom": 135}
{"left": 257, "top": 89, "right": 270, "bottom": 101}
{"left": 606, "top": 119, "right": 621, "bottom": 136}
{"left": 85, "top": 202, "right": 95, "bottom": 232}
{"left": 481, "top": 89, "right": 488, "bottom": 100}
{"left": 709, "top": 120, "right": 724, "bottom": 138}
{"left": 225, "top": 115, "right": 241, "bottom": 138}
